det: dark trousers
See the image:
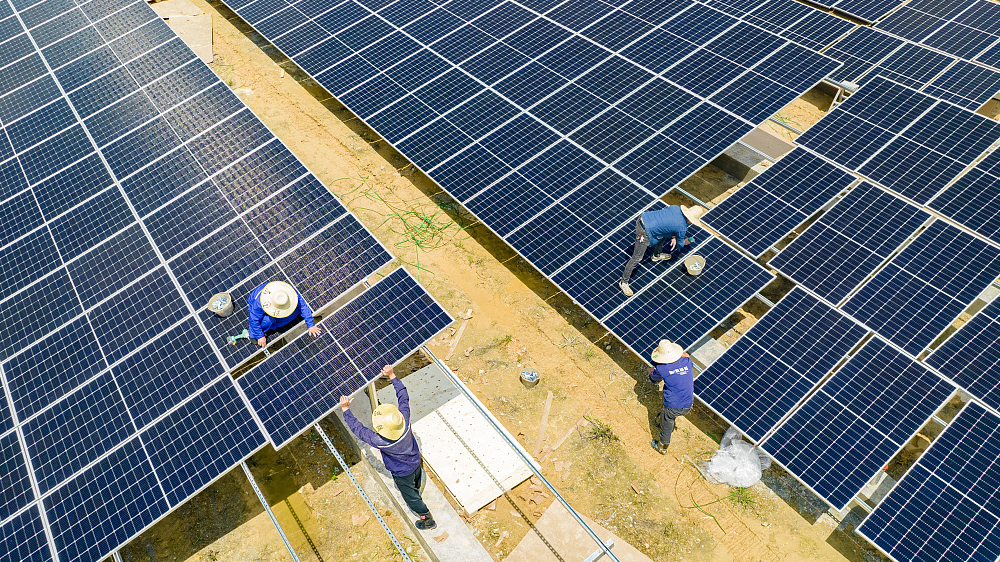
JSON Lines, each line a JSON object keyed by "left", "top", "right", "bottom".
{"left": 658, "top": 405, "right": 692, "bottom": 444}
{"left": 393, "top": 465, "right": 429, "bottom": 515}
{"left": 621, "top": 218, "right": 666, "bottom": 284}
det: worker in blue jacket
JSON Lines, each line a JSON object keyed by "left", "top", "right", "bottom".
{"left": 647, "top": 339, "right": 694, "bottom": 454}
{"left": 248, "top": 280, "right": 321, "bottom": 347}
{"left": 341, "top": 366, "right": 436, "bottom": 530}
{"left": 620, "top": 205, "right": 704, "bottom": 296}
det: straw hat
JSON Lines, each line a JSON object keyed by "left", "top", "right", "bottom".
{"left": 681, "top": 205, "right": 704, "bottom": 227}
{"left": 260, "top": 281, "right": 298, "bottom": 319}
{"left": 651, "top": 339, "right": 684, "bottom": 364}
{"left": 372, "top": 403, "right": 406, "bottom": 440}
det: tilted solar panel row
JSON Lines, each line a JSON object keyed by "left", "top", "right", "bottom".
{"left": 859, "top": 401, "right": 1000, "bottom": 562}
{"left": 876, "top": 0, "right": 1000, "bottom": 69}
{"left": 698, "top": 0, "right": 856, "bottom": 52}
{"left": 798, "top": 76, "right": 1000, "bottom": 206}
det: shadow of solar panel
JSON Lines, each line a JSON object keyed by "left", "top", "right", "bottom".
{"left": 844, "top": 221, "right": 1000, "bottom": 355}
{"left": 858, "top": 402, "right": 1000, "bottom": 562}
{"left": 703, "top": 148, "right": 855, "bottom": 257}
{"left": 142, "top": 377, "right": 266, "bottom": 505}
{"left": 238, "top": 268, "right": 452, "bottom": 447}
{"left": 694, "top": 288, "right": 867, "bottom": 441}
{"left": 769, "top": 183, "right": 929, "bottom": 305}
{"left": 762, "top": 338, "right": 953, "bottom": 510}
{"left": 927, "top": 298, "right": 1000, "bottom": 410}
{"left": 605, "top": 237, "right": 773, "bottom": 358}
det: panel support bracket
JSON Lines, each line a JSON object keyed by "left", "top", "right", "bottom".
{"left": 241, "top": 462, "right": 302, "bottom": 562}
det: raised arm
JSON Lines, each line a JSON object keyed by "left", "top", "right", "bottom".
{"left": 383, "top": 366, "right": 411, "bottom": 423}
{"left": 339, "top": 395, "right": 383, "bottom": 446}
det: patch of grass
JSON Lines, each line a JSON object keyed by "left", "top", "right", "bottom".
{"left": 727, "top": 487, "right": 757, "bottom": 510}
{"left": 558, "top": 332, "right": 583, "bottom": 348}
{"left": 205, "top": 550, "right": 219, "bottom": 562}
{"left": 330, "top": 465, "right": 341, "bottom": 482}
{"left": 584, "top": 416, "right": 619, "bottom": 442}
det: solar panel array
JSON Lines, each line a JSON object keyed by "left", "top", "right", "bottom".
{"left": 214, "top": 0, "right": 835, "bottom": 363}
{"left": 876, "top": 0, "right": 1000, "bottom": 68}
{"left": 768, "top": 182, "right": 929, "bottom": 306}
{"left": 699, "top": 0, "right": 856, "bottom": 52}
{"left": 921, "top": 60, "right": 1000, "bottom": 110}
{"left": 702, "top": 147, "right": 855, "bottom": 257}
{"left": 858, "top": 402, "right": 1000, "bottom": 562}
{"left": 798, "top": 76, "right": 1000, "bottom": 205}
{"left": 0, "top": 0, "right": 455, "bottom": 560}
{"left": 929, "top": 149, "right": 1000, "bottom": 247}
{"left": 694, "top": 288, "right": 868, "bottom": 442}
{"left": 842, "top": 220, "right": 1000, "bottom": 356}
{"left": 927, "top": 298, "right": 1000, "bottom": 413}
{"left": 238, "top": 268, "right": 453, "bottom": 448}
{"left": 760, "top": 337, "right": 954, "bottom": 510}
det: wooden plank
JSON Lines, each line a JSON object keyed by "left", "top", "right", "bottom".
{"left": 533, "top": 391, "right": 554, "bottom": 459}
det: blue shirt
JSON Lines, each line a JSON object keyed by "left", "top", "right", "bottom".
{"left": 642, "top": 206, "right": 688, "bottom": 250}
{"left": 247, "top": 283, "right": 315, "bottom": 339}
{"left": 649, "top": 356, "right": 694, "bottom": 409}
{"left": 344, "top": 379, "right": 422, "bottom": 477}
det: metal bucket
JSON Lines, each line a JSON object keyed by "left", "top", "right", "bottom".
{"left": 207, "top": 292, "right": 234, "bottom": 317}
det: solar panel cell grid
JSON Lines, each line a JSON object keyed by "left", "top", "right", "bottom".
{"left": 0, "top": 505, "right": 52, "bottom": 562}
{"left": 694, "top": 288, "right": 868, "bottom": 442}
{"left": 922, "top": 60, "right": 1000, "bottom": 110}
{"left": 761, "top": 338, "right": 953, "bottom": 510}
{"left": 927, "top": 298, "right": 1000, "bottom": 411}
{"left": 768, "top": 183, "right": 928, "bottom": 305}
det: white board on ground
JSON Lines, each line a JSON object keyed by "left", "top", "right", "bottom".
{"left": 374, "top": 362, "right": 533, "bottom": 514}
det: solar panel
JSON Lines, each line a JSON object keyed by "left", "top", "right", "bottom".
{"left": 926, "top": 298, "right": 1000, "bottom": 411}
{"left": 694, "top": 287, "right": 868, "bottom": 441}
{"left": 826, "top": 0, "right": 905, "bottom": 24}
{"left": 768, "top": 182, "right": 930, "bottom": 306}
{"left": 702, "top": 148, "right": 855, "bottom": 257}
{"left": 603, "top": 237, "right": 774, "bottom": 358}
{"left": 876, "top": 0, "right": 1000, "bottom": 69}
{"left": 858, "top": 402, "right": 1000, "bottom": 562}
{"left": 929, "top": 157, "right": 1000, "bottom": 246}
{"left": 842, "top": 220, "right": 1000, "bottom": 356}
{"left": 761, "top": 337, "right": 954, "bottom": 510}
{"left": 237, "top": 267, "right": 453, "bottom": 448}
{"left": 922, "top": 60, "right": 1000, "bottom": 110}
{"left": 0, "top": 0, "right": 429, "bottom": 558}
{"left": 855, "top": 43, "right": 955, "bottom": 90}
{"left": 825, "top": 27, "right": 905, "bottom": 84}
{"left": 798, "top": 77, "right": 1000, "bottom": 205}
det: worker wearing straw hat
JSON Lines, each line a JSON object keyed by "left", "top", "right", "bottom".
{"left": 648, "top": 339, "right": 694, "bottom": 454}
{"left": 620, "top": 205, "right": 704, "bottom": 296}
{"left": 247, "top": 280, "right": 321, "bottom": 347}
{"left": 341, "top": 366, "right": 437, "bottom": 531}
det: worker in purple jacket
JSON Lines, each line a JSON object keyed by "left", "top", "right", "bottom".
{"left": 340, "top": 365, "right": 436, "bottom": 530}
{"left": 647, "top": 339, "right": 694, "bottom": 454}
{"left": 620, "top": 205, "right": 704, "bottom": 296}
{"left": 248, "top": 280, "right": 321, "bottom": 347}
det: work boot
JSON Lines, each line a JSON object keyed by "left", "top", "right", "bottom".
{"left": 620, "top": 281, "right": 633, "bottom": 296}
{"left": 415, "top": 513, "right": 437, "bottom": 530}
{"left": 652, "top": 254, "right": 671, "bottom": 262}
{"left": 650, "top": 439, "right": 668, "bottom": 454}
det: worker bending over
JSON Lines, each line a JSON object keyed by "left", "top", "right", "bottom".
{"left": 648, "top": 339, "right": 694, "bottom": 454}
{"left": 248, "top": 280, "right": 321, "bottom": 347}
{"left": 341, "top": 366, "right": 436, "bottom": 530}
{"left": 620, "top": 205, "right": 704, "bottom": 296}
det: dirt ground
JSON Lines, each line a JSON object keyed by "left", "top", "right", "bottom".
{"left": 115, "top": 3, "right": 976, "bottom": 561}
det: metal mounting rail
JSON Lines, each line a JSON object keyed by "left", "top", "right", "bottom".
{"left": 241, "top": 462, "right": 302, "bottom": 562}
{"left": 421, "top": 346, "right": 622, "bottom": 562}
{"left": 313, "top": 423, "right": 414, "bottom": 562}
{"left": 112, "top": 552, "right": 123, "bottom": 562}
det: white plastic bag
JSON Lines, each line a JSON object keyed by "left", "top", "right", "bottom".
{"left": 700, "top": 427, "right": 772, "bottom": 487}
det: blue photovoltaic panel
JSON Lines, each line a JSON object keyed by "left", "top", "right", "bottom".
{"left": 929, "top": 162, "right": 1000, "bottom": 246}
{"left": 238, "top": 268, "right": 453, "bottom": 447}
{"left": 855, "top": 43, "right": 955, "bottom": 90}
{"left": 761, "top": 338, "right": 953, "bottom": 510}
{"left": 922, "top": 60, "right": 1000, "bottom": 110}
{"left": 828, "top": 0, "right": 904, "bottom": 23}
{"left": 844, "top": 220, "right": 1000, "bottom": 355}
{"left": 142, "top": 377, "right": 267, "bottom": 506}
{"left": 800, "top": 77, "right": 1000, "bottom": 205}
{"left": 0, "top": 431, "right": 33, "bottom": 522}
{"left": 825, "top": 27, "right": 905, "bottom": 84}
{"left": 694, "top": 288, "right": 868, "bottom": 441}
{"left": 703, "top": 148, "right": 855, "bottom": 257}
{"left": 858, "top": 402, "right": 1000, "bottom": 562}
{"left": 604, "top": 237, "right": 774, "bottom": 357}
{"left": 44, "top": 439, "right": 169, "bottom": 562}
{"left": 876, "top": 0, "right": 1000, "bottom": 69}
{"left": 927, "top": 298, "right": 1000, "bottom": 411}
{"left": 0, "top": 505, "right": 52, "bottom": 562}
{"left": 768, "top": 183, "right": 929, "bottom": 305}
